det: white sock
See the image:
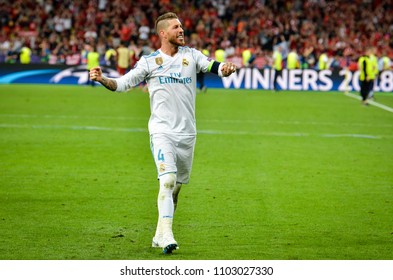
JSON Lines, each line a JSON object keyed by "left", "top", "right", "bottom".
{"left": 159, "top": 178, "right": 174, "bottom": 219}
{"left": 155, "top": 174, "right": 176, "bottom": 240}
{"left": 162, "top": 217, "right": 175, "bottom": 243}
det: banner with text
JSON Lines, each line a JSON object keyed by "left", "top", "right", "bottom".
{"left": 0, "top": 64, "right": 392, "bottom": 92}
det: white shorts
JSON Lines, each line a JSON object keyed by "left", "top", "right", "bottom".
{"left": 150, "top": 134, "right": 196, "bottom": 184}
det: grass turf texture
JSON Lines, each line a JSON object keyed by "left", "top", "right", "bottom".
{"left": 0, "top": 84, "right": 392, "bottom": 260}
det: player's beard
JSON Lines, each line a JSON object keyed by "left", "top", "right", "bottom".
{"left": 169, "top": 34, "right": 185, "bottom": 47}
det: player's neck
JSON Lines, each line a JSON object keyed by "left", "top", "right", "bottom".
{"left": 160, "top": 44, "right": 179, "bottom": 57}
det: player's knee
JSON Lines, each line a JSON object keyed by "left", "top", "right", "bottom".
{"left": 158, "top": 174, "right": 176, "bottom": 201}
{"left": 160, "top": 173, "right": 176, "bottom": 190}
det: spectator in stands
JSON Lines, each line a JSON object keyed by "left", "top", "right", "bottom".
{"left": 0, "top": 34, "right": 11, "bottom": 58}
{"left": 19, "top": 42, "right": 31, "bottom": 64}
{"left": 215, "top": 47, "right": 225, "bottom": 63}
{"left": 318, "top": 51, "right": 329, "bottom": 70}
{"left": 116, "top": 41, "right": 130, "bottom": 76}
{"left": 5, "top": 38, "right": 18, "bottom": 64}
{"left": 128, "top": 40, "right": 140, "bottom": 68}
{"left": 86, "top": 44, "right": 100, "bottom": 87}
{"left": 138, "top": 18, "right": 151, "bottom": 41}
{"left": 138, "top": 39, "right": 153, "bottom": 57}
{"left": 300, "top": 46, "right": 316, "bottom": 69}
{"left": 287, "top": 47, "right": 299, "bottom": 70}
{"left": 0, "top": 0, "right": 392, "bottom": 70}
{"left": 84, "top": 25, "right": 98, "bottom": 44}
{"left": 105, "top": 43, "right": 117, "bottom": 67}
{"left": 378, "top": 51, "right": 391, "bottom": 72}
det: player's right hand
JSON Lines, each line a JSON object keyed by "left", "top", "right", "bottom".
{"left": 89, "top": 67, "right": 102, "bottom": 82}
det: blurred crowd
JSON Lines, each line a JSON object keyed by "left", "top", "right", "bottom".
{"left": 0, "top": 0, "right": 392, "bottom": 71}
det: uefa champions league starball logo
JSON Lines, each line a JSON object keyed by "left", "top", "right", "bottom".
{"left": 50, "top": 65, "right": 120, "bottom": 84}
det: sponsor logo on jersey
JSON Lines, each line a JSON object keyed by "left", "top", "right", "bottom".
{"left": 158, "top": 76, "right": 192, "bottom": 85}
{"left": 159, "top": 73, "right": 192, "bottom": 84}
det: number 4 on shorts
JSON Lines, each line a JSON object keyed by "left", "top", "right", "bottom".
{"left": 157, "top": 149, "right": 165, "bottom": 161}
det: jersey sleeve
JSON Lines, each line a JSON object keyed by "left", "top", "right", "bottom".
{"left": 192, "top": 48, "right": 217, "bottom": 74}
{"left": 115, "top": 57, "right": 149, "bottom": 92}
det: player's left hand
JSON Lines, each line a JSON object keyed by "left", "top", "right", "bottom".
{"left": 221, "top": 62, "right": 237, "bottom": 77}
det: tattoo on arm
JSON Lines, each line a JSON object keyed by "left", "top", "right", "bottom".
{"left": 100, "top": 76, "right": 117, "bottom": 91}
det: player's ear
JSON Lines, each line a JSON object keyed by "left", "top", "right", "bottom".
{"left": 159, "top": 29, "right": 166, "bottom": 39}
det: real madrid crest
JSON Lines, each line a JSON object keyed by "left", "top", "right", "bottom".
{"left": 155, "top": 57, "right": 163, "bottom": 65}
{"left": 159, "top": 163, "right": 166, "bottom": 172}
{"left": 182, "top": 58, "right": 189, "bottom": 67}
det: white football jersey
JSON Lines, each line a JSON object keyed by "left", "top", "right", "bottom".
{"left": 115, "top": 47, "right": 212, "bottom": 136}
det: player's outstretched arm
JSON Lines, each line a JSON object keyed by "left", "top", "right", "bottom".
{"left": 208, "top": 61, "right": 237, "bottom": 77}
{"left": 90, "top": 66, "right": 117, "bottom": 91}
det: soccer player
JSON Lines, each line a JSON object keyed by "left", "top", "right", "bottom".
{"left": 89, "top": 12, "right": 237, "bottom": 254}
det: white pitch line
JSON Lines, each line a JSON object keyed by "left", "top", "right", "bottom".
{"left": 0, "top": 113, "right": 146, "bottom": 121}
{"left": 0, "top": 123, "right": 147, "bottom": 133}
{"left": 198, "top": 129, "right": 310, "bottom": 137}
{"left": 321, "top": 133, "right": 380, "bottom": 139}
{"left": 345, "top": 92, "right": 393, "bottom": 113}
{"left": 1, "top": 113, "right": 392, "bottom": 128}
{"left": 0, "top": 123, "right": 389, "bottom": 139}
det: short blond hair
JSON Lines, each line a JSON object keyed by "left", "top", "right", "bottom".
{"left": 155, "top": 12, "right": 179, "bottom": 33}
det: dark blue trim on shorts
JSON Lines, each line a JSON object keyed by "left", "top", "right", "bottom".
{"left": 158, "top": 171, "right": 177, "bottom": 177}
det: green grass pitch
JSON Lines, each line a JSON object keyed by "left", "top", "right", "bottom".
{"left": 0, "top": 84, "right": 392, "bottom": 260}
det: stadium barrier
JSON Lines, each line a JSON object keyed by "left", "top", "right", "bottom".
{"left": 0, "top": 63, "right": 392, "bottom": 92}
